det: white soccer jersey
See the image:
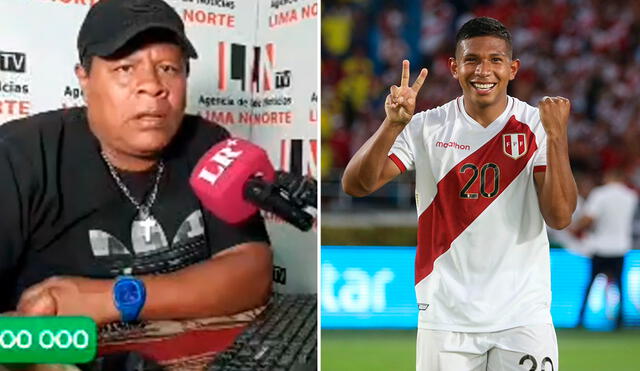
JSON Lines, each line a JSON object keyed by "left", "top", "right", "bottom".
{"left": 389, "top": 95, "right": 552, "bottom": 332}
{"left": 583, "top": 182, "right": 638, "bottom": 257}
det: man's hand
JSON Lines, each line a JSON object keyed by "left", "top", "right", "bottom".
{"left": 538, "top": 96, "right": 570, "bottom": 138}
{"left": 17, "top": 277, "right": 116, "bottom": 325}
{"left": 385, "top": 60, "right": 428, "bottom": 127}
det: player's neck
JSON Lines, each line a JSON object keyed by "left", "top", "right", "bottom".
{"left": 463, "top": 96, "right": 508, "bottom": 128}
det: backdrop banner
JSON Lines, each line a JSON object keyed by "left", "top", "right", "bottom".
{"left": 322, "top": 246, "right": 640, "bottom": 329}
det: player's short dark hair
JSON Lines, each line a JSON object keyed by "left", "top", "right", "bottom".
{"left": 455, "top": 17, "right": 513, "bottom": 58}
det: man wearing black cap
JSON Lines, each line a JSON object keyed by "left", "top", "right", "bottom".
{"left": 0, "top": 0, "right": 272, "bottom": 325}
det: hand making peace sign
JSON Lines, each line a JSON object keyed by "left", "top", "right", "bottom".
{"left": 385, "top": 60, "right": 428, "bottom": 127}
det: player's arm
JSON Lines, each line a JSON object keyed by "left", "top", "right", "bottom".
{"left": 569, "top": 189, "right": 601, "bottom": 234}
{"left": 342, "top": 120, "right": 404, "bottom": 197}
{"left": 342, "top": 60, "right": 428, "bottom": 197}
{"left": 15, "top": 241, "right": 272, "bottom": 325}
{"left": 533, "top": 96, "right": 577, "bottom": 229}
{"left": 569, "top": 214, "right": 593, "bottom": 235}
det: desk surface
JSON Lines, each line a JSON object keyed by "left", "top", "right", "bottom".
{"left": 97, "top": 306, "right": 265, "bottom": 371}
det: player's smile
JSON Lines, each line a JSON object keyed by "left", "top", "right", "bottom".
{"left": 470, "top": 81, "right": 498, "bottom": 95}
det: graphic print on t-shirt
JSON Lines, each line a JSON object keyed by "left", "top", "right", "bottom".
{"left": 88, "top": 210, "right": 208, "bottom": 275}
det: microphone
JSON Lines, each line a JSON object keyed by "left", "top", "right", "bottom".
{"left": 275, "top": 170, "right": 317, "bottom": 208}
{"left": 189, "top": 138, "right": 315, "bottom": 231}
{"left": 244, "top": 177, "right": 314, "bottom": 231}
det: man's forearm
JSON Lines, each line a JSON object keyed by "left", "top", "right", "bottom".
{"left": 139, "top": 242, "right": 272, "bottom": 321}
{"left": 540, "top": 135, "right": 577, "bottom": 229}
{"left": 342, "top": 118, "right": 404, "bottom": 196}
{"left": 90, "top": 242, "right": 273, "bottom": 323}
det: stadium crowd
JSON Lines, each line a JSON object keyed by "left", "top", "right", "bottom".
{"left": 322, "top": 0, "right": 640, "bottom": 212}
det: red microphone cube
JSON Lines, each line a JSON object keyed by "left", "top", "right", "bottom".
{"left": 190, "top": 138, "right": 275, "bottom": 224}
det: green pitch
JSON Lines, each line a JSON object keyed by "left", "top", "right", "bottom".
{"left": 321, "top": 329, "right": 640, "bottom": 370}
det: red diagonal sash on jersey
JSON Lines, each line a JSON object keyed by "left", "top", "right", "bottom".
{"left": 415, "top": 115, "right": 539, "bottom": 284}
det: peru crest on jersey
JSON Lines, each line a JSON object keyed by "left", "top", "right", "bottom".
{"left": 503, "top": 133, "right": 527, "bottom": 159}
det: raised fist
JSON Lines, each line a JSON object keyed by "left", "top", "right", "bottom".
{"left": 538, "top": 96, "right": 570, "bottom": 138}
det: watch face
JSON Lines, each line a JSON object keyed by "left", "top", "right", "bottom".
{"left": 116, "top": 281, "right": 141, "bottom": 304}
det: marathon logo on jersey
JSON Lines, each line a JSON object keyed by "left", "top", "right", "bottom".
{"left": 217, "top": 42, "right": 290, "bottom": 92}
{"left": 503, "top": 133, "right": 527, "bottom": 159}
{"left": 435, "top": 141, "right": 471, "bottom": 150}
{"left": 0, "top": 51, "right": 26, "bottom": 73}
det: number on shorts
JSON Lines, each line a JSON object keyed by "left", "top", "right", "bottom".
{"left": 519, "top": 354, "right": 537, "bottom": 371}
{"left": 518, "top": 354, "right": 554, "bottom": 371}
{"left": 541, "top": 357, "right": 554, "bottom": 371}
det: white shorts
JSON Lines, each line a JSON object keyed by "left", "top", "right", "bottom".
{"left": 416, "top": 324, "right": 558, "bottom": 371}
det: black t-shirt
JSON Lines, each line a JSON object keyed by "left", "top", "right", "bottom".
{"left": 0, "top": 107, "right": 269, "bottom": 311}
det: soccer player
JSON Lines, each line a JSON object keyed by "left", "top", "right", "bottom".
{"left": 342, "top": 17, "right": 577, "bottom": 370}
{"left": 572, "top": 168, "right": 638, "bottom": 329}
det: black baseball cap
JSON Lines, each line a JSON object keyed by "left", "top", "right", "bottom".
{"left": 77, "top": 0, "right": 198, "bottom": 64}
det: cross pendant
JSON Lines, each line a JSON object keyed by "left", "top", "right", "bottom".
{"left": 140, "top": 216, "right": 156, "bottom": 243}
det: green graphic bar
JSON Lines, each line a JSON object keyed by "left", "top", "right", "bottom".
{"left": 0, "top": 316, "right": 97, "bottom": 363}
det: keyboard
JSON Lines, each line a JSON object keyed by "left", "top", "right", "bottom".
{"left": 208, "top": 294, "right": 317, "bottom": 371}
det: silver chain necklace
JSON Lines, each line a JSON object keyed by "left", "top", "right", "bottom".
{"left": 101, "top": 151, "right": 164, "bottom": 242}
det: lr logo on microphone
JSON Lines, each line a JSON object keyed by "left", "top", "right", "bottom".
{"left": 197, "top": 139, "right": 243, "bottom": 186}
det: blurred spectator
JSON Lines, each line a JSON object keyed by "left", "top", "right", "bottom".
{"left": 571, "top": 169, "right": 638, "bottom": 328}
{"left": 322, "top": 0, "right": 640, "bottom": 214}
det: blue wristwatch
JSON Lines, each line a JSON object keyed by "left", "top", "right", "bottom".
{"left": 113, "top": 276, "right": 146, "bottom": 322}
